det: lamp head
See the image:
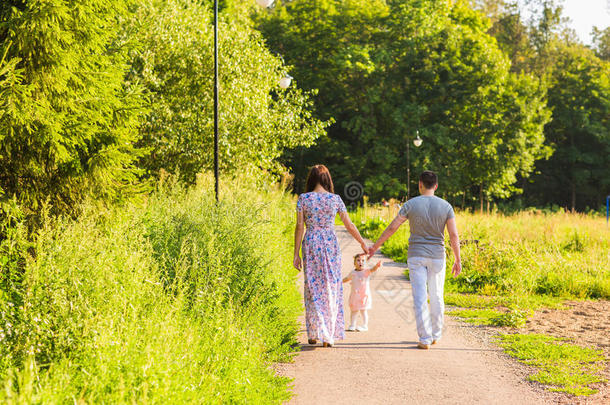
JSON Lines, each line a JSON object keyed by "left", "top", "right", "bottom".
{"left": 413, "top": 132, "right": 423, "bottom": 147}
{"left": 279, "top": 74, "right": 293, "bottom": 89}
{"left": 256, "top": 0, "right": 275, "bottom": 7}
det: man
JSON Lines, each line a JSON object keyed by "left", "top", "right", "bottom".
{"left": 368, "top": 171, "right": 461, "bottom": 349}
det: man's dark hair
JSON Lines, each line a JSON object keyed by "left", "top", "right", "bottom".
{"left": 419, "top": 171, "right": 438, "bottom": 189}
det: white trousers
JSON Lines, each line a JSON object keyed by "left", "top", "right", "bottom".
{"left": 407, "top": 256, "right": 446, "bottom": 345}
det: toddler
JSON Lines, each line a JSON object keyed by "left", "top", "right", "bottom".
{"left": 342, "top": 253, "right": 381, "bottom": 332}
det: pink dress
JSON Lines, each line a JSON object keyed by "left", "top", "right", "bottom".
{"left": 297, "top": 192, "right": 347, "bottom": 344}
{"left": 346, "top": 269, "right": 372, "bottom": 311}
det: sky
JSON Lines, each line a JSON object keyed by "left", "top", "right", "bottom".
{"left": 519, "top": 0, "right": 610, "bottom": 45}
{"left": 562, "top": 0, "right": 609, "bottom": 44}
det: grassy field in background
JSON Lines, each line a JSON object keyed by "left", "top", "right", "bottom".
{"left": 351, "top": 204, "right": 610, "bottom": 301}
{"left": 348, "top": 203, "right": 609, "bottom": 395}
{"left": 0, "top": 177, "right": 301, "bottom": 403}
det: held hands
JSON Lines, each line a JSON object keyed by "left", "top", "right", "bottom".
{"left": 367, "top": 245, "right": 377, "bottom": 259}
{"left": 293, "top": 255, "right": 302, "bottom": 271}
{"left": 452, "top": 260, "right": 462, "bottom": 277}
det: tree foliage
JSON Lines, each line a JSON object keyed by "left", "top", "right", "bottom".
{"left": 0, "top": 0, "right": 326, "bottom": 215}
{"left": 127, "top": 0, "right": 326, "bottom": 183}
{"left": 477, "top": 1, "right": 610, "bottom": 210}
{"left": 524, "top": 44, "right": 610, "bottom": 210}
{"left": 0, "top": 0, "right": 146, "bottom": 215}
{"left": 592, "top": 26, "right": 610, "bottom": 61}
{"left": 256, "top": 0, "right": 551, "bottom": 204}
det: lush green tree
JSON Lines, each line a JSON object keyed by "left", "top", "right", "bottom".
{"left": 592, "top": 26, "right": 610, "bottom": 61}
{"left": 480, "top": 2, "right": 535, "bottom": 72}
{"left": 126, "top": 0, "right": 326, "bottom": 183}
{"left": 524, "top": 44, "right": 610, "bottom": 210}
{"left": 0, "top": 0, "right": 147, "bottom": 215}
{"left": 254, "top": 0, "right": 388, "bottom": 194}
{"left": 257, "top": 0, "right": 550, "bottom": 206}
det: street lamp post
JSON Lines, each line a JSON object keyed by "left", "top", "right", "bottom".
{"left": 406, "top": 130, "right": 423, "bottom": 200}
{"left": 213, "top": 0, "right": 284, "bottom": 202}
{"left": 213, "top": 0, "right": 219, "bottom": 202}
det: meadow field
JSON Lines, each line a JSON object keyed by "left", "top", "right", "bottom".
{"left": 349, "top": 203, "right": 609, "bottom": 395}
{"left": 0, "top": 178, "right": 300, "bottom": 403}
{"left": 352, "top": 203, "right": 610, "bottom": 303}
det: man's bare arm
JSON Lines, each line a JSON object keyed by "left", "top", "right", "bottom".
{"left": 368, "top": 215, "right": 407, "bottom": 257}
{"left": 446, "top": 217, "right": 461, "bottom": 277}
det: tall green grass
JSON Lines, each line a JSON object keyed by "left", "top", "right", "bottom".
{"left": 353, "top": 205, "right": 610, "bottom": 300}
{"left": 0, "top": 177, "right": 300, "bottom": 403}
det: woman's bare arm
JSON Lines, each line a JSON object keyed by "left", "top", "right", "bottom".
{"left": 293, "top": 210, "right": 305, "bottom": 270}
{"left": 339, "top": 211, "right": 368, "bottom": 254}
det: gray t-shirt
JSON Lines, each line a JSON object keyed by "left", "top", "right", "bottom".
{"left": 398, "top": 195, "right": 455, "bottom": 259}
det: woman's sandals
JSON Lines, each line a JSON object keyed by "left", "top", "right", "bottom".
{"left": 307, "top": 338, "right": 332, "bottom": 347}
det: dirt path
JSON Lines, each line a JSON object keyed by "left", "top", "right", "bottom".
{"left": 278, "top": 227, "right": 550, "bottom": 404}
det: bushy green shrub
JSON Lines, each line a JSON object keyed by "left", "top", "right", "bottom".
{"left": 0, "top": 178, "right": 300, "bottom": 403}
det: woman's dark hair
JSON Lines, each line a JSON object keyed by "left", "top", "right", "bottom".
{"left": 419, "top": 170, "right": 438, "bottom": 189}
{"left": 305, "top": 164, "right": 334, "bottom": 193}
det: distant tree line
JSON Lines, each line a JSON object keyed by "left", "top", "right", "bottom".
{"left": 256, "top": 0, "right": 610, "bottom": 211}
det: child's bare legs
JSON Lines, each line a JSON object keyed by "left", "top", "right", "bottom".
{"left": 360, "top": 310, "right": 368, "bottom": 327}
{"left": 348, "top": 310, "right": 359, "bottom": 330}
{"left": 356, "top": 310, "right": 369, "bottom": 331}
{"left": 349, "top": 310, "right": 369, "bottom": 331}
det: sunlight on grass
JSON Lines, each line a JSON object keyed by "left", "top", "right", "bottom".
{"left": 353, "top": 205, "right": 610, "bottom": 302}
{"left": 496, "top": 334, "right": 606, "bottom": 396}
{"left": 448, "top": 308, "right": 532, "bottom": 327}
{"left": 0, "top": 178, "right": 301, "bottom": 403}
{"left": 444, "top": 292, "right": 566, "bottom": 311}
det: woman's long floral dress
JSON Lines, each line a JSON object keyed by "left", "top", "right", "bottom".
{"left": 297, "top": 192, "right": 347, "bottom": 344}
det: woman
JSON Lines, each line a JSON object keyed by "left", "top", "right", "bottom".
{"left": 293, "top": 165, "right": 368, "bottom": 347}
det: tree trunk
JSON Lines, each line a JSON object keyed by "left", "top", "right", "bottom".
{"left": 479, "top": 184, "right": 484, "bottom": 214}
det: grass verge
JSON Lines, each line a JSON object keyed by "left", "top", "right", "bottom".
{"left": 0, "top": 177, "right": 301, "bottom": 403}
{"left": 496, "top": 334, "right": 606, "bottom": 396}
{"left": 447, "top": 308, "right": 532, "bottom": 327}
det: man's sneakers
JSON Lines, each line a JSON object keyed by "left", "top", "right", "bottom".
{"left": 346, "top": 325, "right": 357, "bottom": 332}
{"left": 417, "top": 342, "right": 430, "bottom": 350}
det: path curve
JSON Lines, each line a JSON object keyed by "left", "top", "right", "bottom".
{"left": 279, "top": 226, "right": 549, "bottom": 404}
